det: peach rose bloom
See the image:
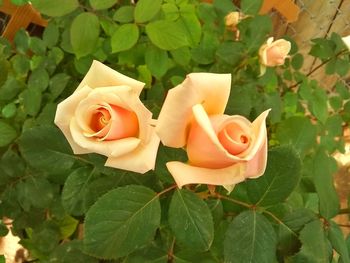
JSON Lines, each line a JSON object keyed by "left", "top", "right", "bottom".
{"left": 54, "top": 60, "right": 160, "bottom": 173}
{"left": 156, "top": 73, "right": 270, "bottom": 192}
{"left": 342, "top": 35, "right": 350, "bottom": 51}
{"left": 259, "top": 37, "right": 291, "bottom": 75}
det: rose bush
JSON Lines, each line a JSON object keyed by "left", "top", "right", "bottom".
{"left": 156, "top": 73, "right": 270, "bottom": 191}
{"left": 54, "top": 60, "right": 160, "bottom": 173}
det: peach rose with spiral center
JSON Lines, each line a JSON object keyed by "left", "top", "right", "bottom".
{"left": 156, "top": 73, "right": 270, "bottom": 192}
{"left": 54, "top": 60, "right": 160, "bottom": 173}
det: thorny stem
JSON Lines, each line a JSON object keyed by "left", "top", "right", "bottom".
{"left": 167, "top": 237, "right": 176, "bottom": 263}
{"left": 213, "top": 193, "right": 252, "bottom": 209}
{"left": 157, "top": 184, "right": 177, "bottom": 197}
{"left": 288, "top": 49, "right": 348, "bottom": 89}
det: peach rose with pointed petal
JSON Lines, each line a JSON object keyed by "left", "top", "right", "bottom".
{"left": 156, "top": 73, "right": 270, "bottom": 192}
{"left": 259, "top": 37, "right": 291, "bottom": 75}
{"left": 54, "top": 60, "right": 160, "bottom": 173}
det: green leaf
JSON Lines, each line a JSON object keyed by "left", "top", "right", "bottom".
{"left": 62, "top": 167, "right": 94, "bottom": 216}
{"left": 1, "top": 103, "right": 17, "bottom": 119}
{"left": 137, "top": 65, "right": 152, "bottom": 87}
{"left": 168, "top": 189, "right": 214, "bottom": 251}
{"left": 28, "top": 221, "right": 61, "bottom": 255}
{"left": 134, "top": 0, "right": 162, "bottom": 23}
{"left": 171, "top": 46, "right": 191, "bottom": 66}
{"left": 206, "top": 199, "right": 224, "bottom": 225}
{"left": 325, "top": 115, "right": 343, "bottom": 137}
{"left": 313, "top": 150, "right": 339, "bottom": 219}
{"left": 0, "top": 120, "right": 17, "bottom": 147}
{"left": 278, "top": 209, "right": 318, "bottom": 257}
{"left": 0, "top": 148, "right": 25, "bottom": 178}
{"left": 43, "top": 22, "right": 59, "bottom": 48}
{"left": 56, "top": 215, "right": 79, "bottom": 239}
{"left": 111, "top": 24, "right": 139, "bottom": 53}
{"left": 146, "top": 20, "right": 189, "bottom": 50}
{"left": 90, "top": 0, "right": 117, "bottom": 10}
{"left": 0, "top": 60, "right": 9, "bottom": 87}
{"left": 49, "top": 241, "right": 98, "bottom": 263}
{"left": 216, "top": 41, "right": 244, "bottom": 66}
{"left": 113, "top": 6, "right": 135, "bottom": 23}
{"left": 310, "top": 88, "right": 328, "bottom": 124}
{"left": 70, "top": 12, "right": 100, "bottom": 58}
{"left": 238, "top": 16, "right": 272, "bottom": 53}
{"left": 19, "top": 126, "right": 75, "bottom": 173}
{"left": 335, "top": 58, "right": 350, "bottom": 76}
{"left": 11, "top": 54, "right": 30, "bottom": 76}
{"left": 246, "top": 146, "right": 301, "bottom": 206}
{"left": 329, "top": 96, "right": 342, "bottom": 111}
{"left": 276, "top": 116, "right": 317, "bottom": 156}
{"left": 290, "top": 220, "right": 332, "bottom": 263}
{"left": 31, "top": 0, "right": 79, "bottom": 16}
{"left": 335, "top": 81, "right": 350, "bottom": 99}
{"left": 178, "top": 4, "right": 201, "bottom": 46}
{"left": 28, "top": 68, "right": 49, "bottom": 92}
{"left": 17, "top": 177, "right": 56, "bottom": 209}
{"left": 29, "top": 37, "right": 46, "bottom": 55}
{"left": 14, "top": 28, "right": 29, "bottom": 54}
{"left": 309, "top": 38, "right": 335, "bottom": 59}
{"left": 197, "top": 3, "right": 217, "bottom": 24}
{"left": 145, "top": 45, "right": 168, "bottom": 78}
{"left": 0, "top": 256, "right": 4, "bottom": 263}
{"left": 328, "top": 221, "right": 350, "bottom": 263}
{"left": 291, "top": 53, "right": 304, "bottom": 70}
{"left": 162, "top": 3, "right": 179, "bottom": 21}
{"left": 0, "top": 221, "right": 9, "bottom": 237}
{"left": 22, "top": 87, "right": 42, "bottom": 116}
{"left": 212, "top": 0, "right": 235, "bottom": 13}
{"left": 84, "top": 185, "right": 161, "bottom": 259}
{"left": 240, "top": 0, "right": 263, "bottom": 15}
{"left": 224, "top": 210, "right": 277, "bottom": 263}
{"left": 49, "top": 73, "right": 71, "bottom": 101}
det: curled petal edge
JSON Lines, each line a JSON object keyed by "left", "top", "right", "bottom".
{"left": 166, "top": 161, "right": 247, "bottom": 193}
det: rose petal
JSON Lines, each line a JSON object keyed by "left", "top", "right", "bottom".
{"left": 105, "top": 127, "right": 160, "bottom": 173}
{"left": 75, "top": 86, "right": 153, "bottom": 143}
{"left": 103, "top": 105, "right": 139, "bottom": 140}
{"left": 54, "top": 85, "right": 93, "bottom": 154}
{"left": 70, "top": 117, "right": 141, "bottom": 157}
{"left": 187, "top": 104, "right": 254, "bottom": 168}
{"left": 75, "top": 60, "right": 145, "bottom": 95}
{"left": 245, "top": 138, "right": 267, "bottom": 178}
{"left": 166, "top": 161, "right": 247, "bottom": 191}
{"left": 240, "top": 109, "right": 270, "bottom": 160}
{"left": 156, "top": 73, "right": 231, "bottom": 147}
{"left": 218, "top": 121, "right": 251, "bottom": 155}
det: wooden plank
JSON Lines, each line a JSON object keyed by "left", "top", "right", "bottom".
{"left": 1, "top": 0, "right": 47, "bottom": 41}
{"left": 260, "top": 0, "right": 300, "bottom": 22}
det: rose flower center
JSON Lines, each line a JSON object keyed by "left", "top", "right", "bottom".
{"left": 88, "top": 105, "right": 139, "bottom": 141}
{"left": 218, "top": 122, "right": 250, "bottom": 155}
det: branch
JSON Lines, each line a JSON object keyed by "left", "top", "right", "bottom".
{"left": 213, "top": 193, "right": 252, "bottom": 208}
{"left": 288, "top": 49, "right": 348, "bottom": 89}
